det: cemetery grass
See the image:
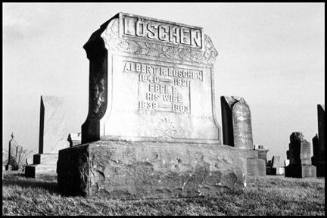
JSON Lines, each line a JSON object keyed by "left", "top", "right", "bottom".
{"left": 2, "top": 172, "right": 325, "bottom": 216}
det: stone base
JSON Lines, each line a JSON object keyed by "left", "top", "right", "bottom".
{"left": 267, "top": 167, "right": 285, "bottom": 175}
{"left": 25, "top": 153, "right": 58, "bottom": 178}
{"left": 285, "top": 164, "right": 316, "bottom": 178}
{"left": 57, "top": 140, "right": 257, "bottom": 199}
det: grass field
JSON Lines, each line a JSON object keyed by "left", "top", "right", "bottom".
{"left": 2, "top": 171, "right": 325, "bottom": 216}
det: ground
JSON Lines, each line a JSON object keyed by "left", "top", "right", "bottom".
{"left": 1, "top": 171, "right": 325, "bottom": 216}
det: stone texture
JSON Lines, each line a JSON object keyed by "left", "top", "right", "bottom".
{"left": 220, "top": 96, "right": 253, "bottom": 149}
{"left": 285, "top": 132, "right": 316, "bottom": 178}
{"left": 57, "top": 140, "right": 257, "bottom": 198}
{"left": 81, "top": 13, "right": 221, "bottom": 144}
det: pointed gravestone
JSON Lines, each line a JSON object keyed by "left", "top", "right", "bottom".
{"left": 285, "top": 132, "right": 316, "bottom": 178}
{"left": 25, "top": 96, "right": 70, "bottom": 178}
{"left": 57, "top": 12, "right": 258, "bottom": 198}
{"left": 5, "top": 133, "right": 20, "bottom": 171}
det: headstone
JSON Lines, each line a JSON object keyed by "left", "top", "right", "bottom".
{"left": 285, "top": 132, "right": 316, "bottom": 178}
{"left": 312, "top": 105, "right": 325, "bottom": 177}
{"left": 25, "top": 96, "right": 70, "bottom": 178}
{"left": 57, "top": 12, "right": 258, "bottom": 199}
{"left": 255, "top": 145, "right": 268, "bottom": 176}
{"left": 67, "top": 132, "right": 81, "bottom": 147}
{"left": 5, "top": 133, "right": 20, "bottom": 171}
{"left": 221, "top": 96, "right": 253, "bottom": 149}
{"left": 256, "top": 145, "right": 268, "bottom": 164}
{"left": 267, "top": 155, "right": 285, "bottom": 175}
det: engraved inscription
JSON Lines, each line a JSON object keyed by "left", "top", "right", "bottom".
{"left": 124, "top": 61, "right": 203, "bottom": 114}
{"left": 122, "top": 14, "right": 202, "bottom": 48}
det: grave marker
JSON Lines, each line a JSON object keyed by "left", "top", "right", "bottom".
{"left": 285, "top": 132, "right": 316, "bottom": 178}
{"left": 57, "top": 13, "right": 258, "bottom": 198}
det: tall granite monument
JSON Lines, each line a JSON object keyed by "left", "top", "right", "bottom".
{"left": 285, "top": 132, "right": 316, "bottom": 178}
{"left": 312, "top": 105, "right": 325, "bottom": 177}
{"left": 25, "top": 96, "right": 70, "bottom": 178}
{"left": 57, "top": 13, "right": 258, "bottom": 198}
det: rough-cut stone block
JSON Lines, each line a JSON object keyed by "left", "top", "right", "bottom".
{"left": 57, "top": 141, "right": 256, "bottom": 198}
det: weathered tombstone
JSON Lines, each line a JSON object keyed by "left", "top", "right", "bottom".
{"left": 221, "top": 96, "right": 260, "bottom": 176}
{"left": 220, "top": 96, "right": 253, "bottom": 149}
{"left": 25, "top": 96, "right": 70, "bottom": 178}
{"left": 5, "top": 133, "right": 19, "bottom": 171}
{"left": 57, "top": 12, "right": 258, "bottom": 198}
{"left": 285, "top": 132, "right": 316, "bottom": 178}
{"left": 312, "top": 105, "right": 325, "bottom": 177}
{"left": 255, "top": 145, "right": 268, "bottom": 176}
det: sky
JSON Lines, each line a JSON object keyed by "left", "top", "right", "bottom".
{"left": 3, "top": 3, "right": 325, "bottom": 162}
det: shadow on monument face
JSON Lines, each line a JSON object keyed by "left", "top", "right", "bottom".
{"left": 2, "top": 173, "right": 58, "bottom": 195}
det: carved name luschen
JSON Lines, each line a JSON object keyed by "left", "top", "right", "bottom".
{"left": 124, "top": 61, "right": 203, "bottom": 113}
{"left": 121, "top": 14, "right": 203, "bottom": 48}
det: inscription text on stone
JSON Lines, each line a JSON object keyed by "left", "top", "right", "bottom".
{"left": 124, "top": 61, "right": 203, "bottom": 114}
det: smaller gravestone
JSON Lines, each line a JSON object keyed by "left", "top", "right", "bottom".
{"left": 312, "top": 105, "right": 325, "bottom": 177}
{"left": 25, "top": 96, "right": 70, "bottom": 178}
{"left": 267, "top": 155, "right": 284, "bottom": 175}
{"left": 5, "top": 133, "right": 20, "bottom": 171}
{"left": 221, "top": 96, "right": 253, "bottom": 149}
{"left": 285, "top": 132, "right": 316, "bottom": 178}
{"left": 257, "top": 145, "right": 269, "bottom": 164}
{"left": 221, "top": 96, "right": 259, "bottom": 177}
{"left": 67, "top": 132, "right": 81, "bottom": 147}
{"left": 255, "top": 145, "right": 268, "bottom": 176}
